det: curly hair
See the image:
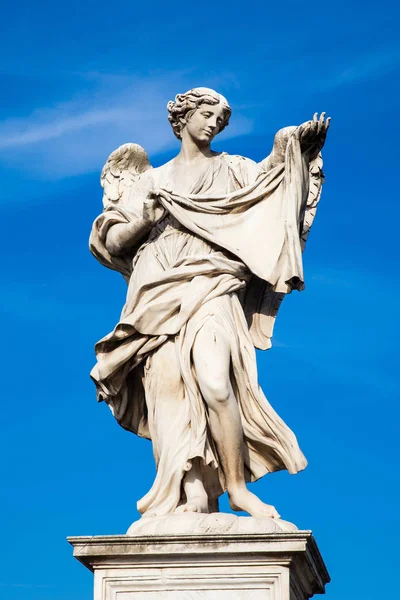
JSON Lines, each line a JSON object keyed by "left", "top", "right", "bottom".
{"left": 167, "top": 87, "right": 231, "bottom": 140}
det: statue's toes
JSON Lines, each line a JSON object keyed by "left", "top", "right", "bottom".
{"left": 269, "top": 506, "right": 280, "bottom": 519}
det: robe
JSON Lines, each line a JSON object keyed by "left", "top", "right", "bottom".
{"left": 89, "top": 131, "right": 313, "bottom": 516}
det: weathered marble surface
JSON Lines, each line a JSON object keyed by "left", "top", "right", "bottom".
{"left": 126, "top": 512, "right": 298, "bottom": 535}
{"left": 68, "top": 527, "right": 330, "bottom": 599}
{"left": 89, "top": 87, "right": 330, "bottom": 520}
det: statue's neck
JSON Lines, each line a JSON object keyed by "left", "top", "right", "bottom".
{"left": 175, "top": 134, "right": 215, "bottom": 164}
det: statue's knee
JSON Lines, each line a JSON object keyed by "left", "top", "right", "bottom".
{"left": 201, "top": 380, "right": 231, "bottom": 409}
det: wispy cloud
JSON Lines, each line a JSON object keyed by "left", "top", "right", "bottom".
{"left": 1, "top": 44, "right": 398, "bottom": 182}
{"left": 0, "top": 71, "right": 253, "bottom": 179}
{"left": 0, "top": 107, "right": 131, "bottom": 149}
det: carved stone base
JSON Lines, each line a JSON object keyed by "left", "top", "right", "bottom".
{"left": 125, "top": 512, "right": 299, "bottom": 536}
{"left": 68, "top": 515, "right": 330, "bottom": 599}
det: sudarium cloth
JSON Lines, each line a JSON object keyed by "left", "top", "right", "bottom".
{"left": 89, "top": 132, "right": 310, "bottom": 516}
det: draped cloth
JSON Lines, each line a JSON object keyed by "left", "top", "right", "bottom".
{"left": 89, "top": 131, "right": 311, "bottom": 516}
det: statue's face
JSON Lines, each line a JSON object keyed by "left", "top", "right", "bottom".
{"left": 183, "top": 103, "right": 225, "bottom": 144}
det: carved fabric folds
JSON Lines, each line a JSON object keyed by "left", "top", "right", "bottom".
{"left": 90, "top": 131, "right": 310, "bottom": 516}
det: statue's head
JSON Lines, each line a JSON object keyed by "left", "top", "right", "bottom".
{"left": 167, "top": 87, "right": 231, "bottom": 144}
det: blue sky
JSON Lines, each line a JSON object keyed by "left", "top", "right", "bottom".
{"left": 1, "top": 1, "right": 399, "bottom": 598}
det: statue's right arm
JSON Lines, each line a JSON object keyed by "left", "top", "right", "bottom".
{"left": 259, "top": 126, "right": 297, "bottom": 172}
{"left": 104, "top": 196, "right": 166, "bottom": 257}
{"left": 104, "top": 218, "right": 153, "bottom": 257}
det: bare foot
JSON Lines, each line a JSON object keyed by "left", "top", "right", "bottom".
{"left": 175, "top": 494, "right": 209, "bottom": 514}
{"left": 229, "top": 487, "right": 280, "bottom": 519}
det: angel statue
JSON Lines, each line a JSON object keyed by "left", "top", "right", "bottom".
{"left": 89, "top": 87, "right": 330, "bottom": 521}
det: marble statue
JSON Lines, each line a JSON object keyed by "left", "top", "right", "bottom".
{"left": 89, "top": 87, "right": 330, "bottom": 521}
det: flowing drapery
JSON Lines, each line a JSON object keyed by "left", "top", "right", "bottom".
{"left": 89, "top": 131, "right": 310, "bottom": 516}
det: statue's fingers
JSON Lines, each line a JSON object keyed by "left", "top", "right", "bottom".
{"left": 299, "top": 122, "right": 309, "bottom": 140}
{"left": 313, "top": 112, "right": 318, "bottom": 123}
{"left": 304, "top": 123, "right": 313, "bottom": 141}
{"left": 320, "top": 118, "right": 330, "bottom": 137}
{"left": 318, "top": 112, "right": 326, "bottom": 133}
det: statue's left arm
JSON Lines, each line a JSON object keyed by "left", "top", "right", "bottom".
{"left": 245, "top": 113, "right": 330, "bottom": 350}
{"left": 259, "top": 113, "right": 330, "bottom": 173}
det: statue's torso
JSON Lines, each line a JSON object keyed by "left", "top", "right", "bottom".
{"left": 130, "top": 154, "right": 258, "bottom": 283}
{"left": 152, "top": 152, "right": 259, "bottom": 196}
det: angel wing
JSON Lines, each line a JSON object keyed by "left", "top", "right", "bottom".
{"left": 89, "top": 143, "right": 153, "bottom": 280}
{"left": 301, "top": 152, "right": 324, "bottom": 251}
{"left": 100, "top": 142, "right": 153, "bottom": 209}
{"left": 245, "top": 132, "right": 325, "bottom": 350}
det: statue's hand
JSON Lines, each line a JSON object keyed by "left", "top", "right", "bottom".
{"left": 298, "top": 112, "right": 331, "bottom": 158}
{"left": 143, "top": 190, "right": 166, "bottom": 224}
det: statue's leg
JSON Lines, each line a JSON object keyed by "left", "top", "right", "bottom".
{"left": 147, "top": 339, "right": 209, "bottom": 514}
{"left": 176, "top": 457, "right": 209, "bottom": 514}
{"left": 192, "top": 299, "right": 280, "bottom": 519}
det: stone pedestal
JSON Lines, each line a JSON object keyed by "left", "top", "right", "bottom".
{"left": 68, "top": 515, "right": 329, "bottom": 599}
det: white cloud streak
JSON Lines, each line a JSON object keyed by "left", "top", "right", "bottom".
{"left": 0, "top": 46, "right": 398, "bottom": 181}
{"left": 0, "top": 108, "right": 130, "bottom": 149}
{"left": 0, "top": 72, "right": 253, "bottom": 179}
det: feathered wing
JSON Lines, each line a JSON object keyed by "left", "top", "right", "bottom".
{"left": 245, "top": 133, "right": 324, "bottom": 351}
{"left": 90, "top": 143, "right": 153, "bottom": 278}
{"left": 100, "top": 142, "right": 153, "bottom": 208}
{"left": 300, "top": 153, "right": 324, "bottom": 251}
